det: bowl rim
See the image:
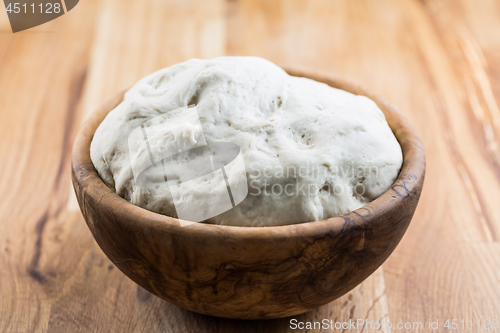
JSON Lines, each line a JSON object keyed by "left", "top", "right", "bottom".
{"left": 71, "top": 66, "right": 425, "bottom": 241}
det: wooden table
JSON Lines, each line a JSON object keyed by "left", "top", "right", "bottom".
{"left": 1, "top": 0, "right": 499, "bottom": 332}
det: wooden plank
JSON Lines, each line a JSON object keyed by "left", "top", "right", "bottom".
{"left": 0, "top": 0, "right": 499, "bottom": 331}
{"left": 0, "top": 1, "right": 98, "bottom": 332}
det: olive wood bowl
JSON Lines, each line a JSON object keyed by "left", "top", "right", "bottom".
{"left": 71, "top": 67, "right": 425, "bottom": 319}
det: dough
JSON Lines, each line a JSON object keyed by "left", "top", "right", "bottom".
{"left": 90, "top": 57, "right": 403, "bottom": 227}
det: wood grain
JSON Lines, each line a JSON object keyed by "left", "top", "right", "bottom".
{"left": 0, "top": 0, "right": 499, "bottom": 331}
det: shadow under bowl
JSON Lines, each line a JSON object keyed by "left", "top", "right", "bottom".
{"left": 71, "top": 67, "right": 425, "bottom": 320}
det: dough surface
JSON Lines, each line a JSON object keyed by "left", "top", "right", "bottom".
{"left": 90, "top": 57, "right": 403, "bottom": 227}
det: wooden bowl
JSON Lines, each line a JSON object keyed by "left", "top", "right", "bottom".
{"left": 71, "top": 68, "right": 425, "bottom": 320}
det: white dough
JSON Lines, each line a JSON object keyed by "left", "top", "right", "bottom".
{"left": 90, "top": 57, "right": 403, "bottom": 227}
